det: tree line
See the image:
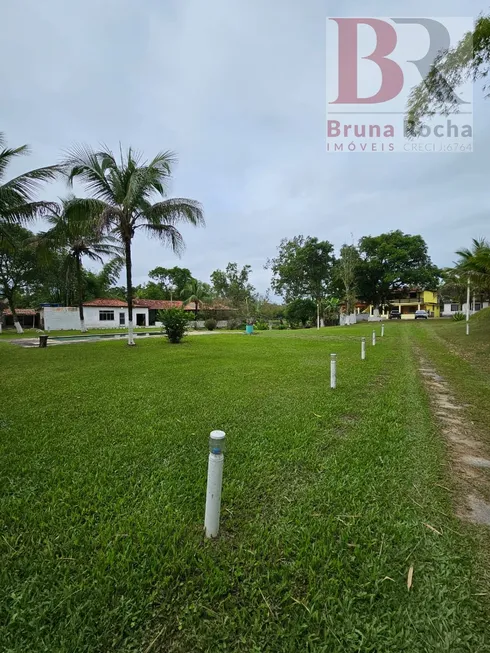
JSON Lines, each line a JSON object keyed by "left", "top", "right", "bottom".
{"left": 1, "top": 132, "right": 489, "bottom": 335}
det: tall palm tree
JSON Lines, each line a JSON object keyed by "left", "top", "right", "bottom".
{"left": 0, "top": 133, "right": 58, "bottom": 235}
{"left": 62, "top": 145, "right": 204, "bottom": 344}
{"left": 39, "top": 198, "right": 121, "bottom": 331}
{"left": 181, "top": 279, "right": 213, "bottom": 317}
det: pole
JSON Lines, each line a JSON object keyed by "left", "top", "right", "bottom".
{"left": 372, "top": 330, "right": 376, "bottom": 346}
{"left": 361, "top": 337, "right": 366, "bottom": 360}
{"left": 204, "top": 430, "right": 225, "bottom": 538}
{"left": 330, "top": 353, "right": 337, "bottom": 389}
{"left": 381, "top": 323, "right": 385, "bottom": 337}
{"left": 466, "top": 276, "right": 471, "bottom": 335}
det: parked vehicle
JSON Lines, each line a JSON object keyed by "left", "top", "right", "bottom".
{"left": 389, "top": 310, "right": 401, "bottom": 319}
{"left": 415, "top": 310, "right": 429, "bottom": 320}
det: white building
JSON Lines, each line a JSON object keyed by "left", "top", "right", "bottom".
{"left": 40, "top": 299, "right": 149, "bottom": 331}
{"left": 442, "top": 299, "right": 489, "bottom": 317}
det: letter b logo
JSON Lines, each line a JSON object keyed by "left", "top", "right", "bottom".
{"left": 330, "top": 18, "right": 404, "bottom": 104}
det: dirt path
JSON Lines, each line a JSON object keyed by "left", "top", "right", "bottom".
{"left": 417, "top": 353, "right": 490, "bottom": 526}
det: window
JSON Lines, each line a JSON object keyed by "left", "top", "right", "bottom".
{"left": 451, "top": 304, "right": 460, "bottom": 312}
{"left": 409, "top": 292, "right": 417, "bottom": 299}
{"left": 99, "top": 310, "right": 115, "bottom": 321}
{"left": 119, "top": 312, "right": 125, "bottom": 325}
{"left": 475, "top": 303, "right": 481, "bottom": 312}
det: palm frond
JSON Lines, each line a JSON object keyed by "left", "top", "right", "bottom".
{"left": 61, "top": 144, "right": 117, "bottom": 204}
{"left": 1, "top": 200, "right": 59, "bottom": 224}
{"left": 141, "top": 198, "right": 205, "bottom": 228}
{"left": 139, "top": 223, "right": 185, "bottom": 255}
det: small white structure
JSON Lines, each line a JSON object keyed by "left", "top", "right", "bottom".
{"left": 442, "top": 300, "right": 489, "bottom": 318}
{"left": 41, "top": 299, "right": 149, "bottom": 331}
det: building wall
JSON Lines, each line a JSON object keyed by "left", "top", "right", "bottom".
{"left": 42, "top": 306, "right": 149, "bottom": 330}
{"left": 442, "top": 301, "right": 489, "bottom": 317}
{"left": 42, "top": 307, "right": 80, "bottom": 330}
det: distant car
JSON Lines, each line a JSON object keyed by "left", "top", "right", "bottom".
{"left": 389, "top": 310, "right": 401, "bottom": 319}
{"left": 415, "top": 310, "right": 429, "bottom": 320}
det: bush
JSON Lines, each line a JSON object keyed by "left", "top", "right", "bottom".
{"left": 227, "top": 318, "right": 243, "bottom": 330}
{"left": 157, "top": 309, "right": 188, "bottom": 343}
{"left": 254, "top": 321, "right": 269, "bottom": 331}
{"left": 453, "top": 312, "right": 466, "bottom": 322}
{"left": 275, "top": 323, "right": 288, "bottom": 330}
{"left": 205, "top": 318, "right": 217, "bottom": 331}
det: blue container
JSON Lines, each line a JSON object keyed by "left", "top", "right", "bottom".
{"left": 246, "top": 324, "right": 254, "bottom": 335}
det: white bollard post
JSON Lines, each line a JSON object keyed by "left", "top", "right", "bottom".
{"left": 330, "top": 353, "right": 337, "bottom": 389}
{"left": 381, "top": 324, "right": 385, "bottom": 338}
{"left": 466, "top": 322, "right": 470, "bottom": 336}
{"left": 204, "top": 430, "right": 225, "bottom": 538}
{"left": 361, "top": 337, "right": 366, "bottom": 360}
{"left": 372, "top": 330, "right": 376, "bottom": 346}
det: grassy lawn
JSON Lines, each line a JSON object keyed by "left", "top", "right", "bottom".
{"left": 1, "top": 323, "right": 489, "bottom": 651}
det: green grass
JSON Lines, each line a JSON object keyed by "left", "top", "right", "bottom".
{"left": 0, "top": 323, "right": 488, "bottom": 651}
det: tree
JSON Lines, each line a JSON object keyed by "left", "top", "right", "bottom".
{"left": 39, "top": 199, "right": 121, "bottom": 331}
{"left": 357, "top": 231, "right": 440, "bottom": 312}
{"left": 267, "top": 236, "right": 335, "bottom": 329}
{"left": 439, "top": 268, "right": 469, "bottom": 308}
{"left": 285, "top": 298, "right": 317, "bottom": 328}
{"left": 0, "top": 225, "right": 39, "bottom": 333}
{"left": 181, "top": 279, "right": 213, "bottom": 316}
{"left": 334, "top": 244, "right": 360, "bottom": 315}
{"left": 148, "top": 266, "right": 193, "bottom": 300}
{"left": 455, "top": 238, "right": 490, "bottom": 292}
{"left": 211, "top": 262, "right": 256, "bottom": 310}
{"left": 62, "top": 145, "right": 204, "bottom": 344}
{"left": 406, "top": 16, "right": 489, "bottom": 135}
{"left": 0, "top": 133, "right": 58, "bottom": 236}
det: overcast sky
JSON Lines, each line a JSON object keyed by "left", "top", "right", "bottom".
{"left": 2, "top": 0, "right": 489, "bottom": 296}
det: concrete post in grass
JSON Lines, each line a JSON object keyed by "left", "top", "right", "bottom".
{"left": 466, "top": 322, "right": 470, "bottom": 336}
{"left": 330, "top": 353, "right": 337, "bottom": 389}
{"left": 381, "top": 323, "right": 385, "bottom": 338}
{"left": 372, "top": 330, "right": 376, "bottom": 346}
{"left": 361, "top": 337, "right": 366, "bottom": 360}
{"left": 204, "top": 430, "right": 225, "bottom": 538}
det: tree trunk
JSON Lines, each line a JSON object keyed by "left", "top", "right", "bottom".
{"left": 195, "top": 300, "right": 199, "bottom": 318}
{"left": 316, "top": 300, "right": 320, "bottom": 330}
{"left": 75, "top": 255, "right": 87, "bottom": 332}
{"left": 7, "top": 298, "right": 23, "bottom": 334}
{"left": 125, "top": 238, "right": 135, "bottom": 345}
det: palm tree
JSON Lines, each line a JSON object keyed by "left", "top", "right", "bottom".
{"left": 62, "top": 145, "right": 204, "bottom": 344}
{"left": 0, "top": 133, "right": 58, "bottom": 235}
{"left": 181, "top": 279, "right": 213, "bottom": 317}
{"left": 456, "top": 238, "right": 490, "bottom": 284}
{"left": 39, "top": 199, "right": 121, "bottom": 331}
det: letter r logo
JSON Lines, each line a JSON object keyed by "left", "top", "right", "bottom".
{"left": 330, "top": 18, "right": 404, "bottom": 104}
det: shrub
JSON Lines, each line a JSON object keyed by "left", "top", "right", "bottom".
{"left": 157, "top": 309, "right": 188, "bottom": 343}
{"left": 205, "top": 318, "right": 217, "bottom": 331}
{"left": 453, "top": 312, "right": 466, "bottom": 322}
{"left": 227, "top": 318, "right": 243, "bottom": 330}
{"left": 254, "top": 321, "right": 269, "bottom": 331}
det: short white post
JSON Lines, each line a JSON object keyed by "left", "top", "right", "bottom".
{"left": 381, "top": 323, "right": 385, "bottom": 338}
{"left": 466, "top": 322, "right": 470, "bottom": 336}
{"left": 330, "top": 353, "right": 337, "bottom": 389}
{"left": 372, "top": 330, "right": 376, "bottom": 346}
{"left": 204, "top": 430, "right": 225, "bottom": 538}
{"left": 361, "top": 337, "right": 366, "bottom": 360}
{"left": 466, "top": 276, "right": 471, "bottom": 335}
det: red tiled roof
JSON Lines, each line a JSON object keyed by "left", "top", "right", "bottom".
{"left": 83, "top": 298, "right": 127, "bottom": 307}
{"left": 3, "top": 308, "right": 37, "bottom": 316}
{"left": 133, "top": 299, "right": 183, "bottom": 309}
{"left": 183, "top": 301, "right": 235, "bottom": 311}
